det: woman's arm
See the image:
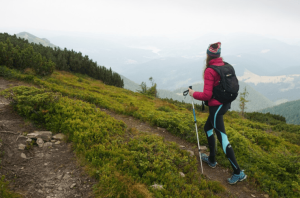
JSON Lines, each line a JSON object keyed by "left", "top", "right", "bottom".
{"left": 191, "top": 68, "right": 215, "bottom": 101}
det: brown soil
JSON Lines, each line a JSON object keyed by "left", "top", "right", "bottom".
{"left": 0, "top": 77, "right": 269, "bottom": 198}
{"left": 0, "top": 78, "right": 96, "bottom": 198}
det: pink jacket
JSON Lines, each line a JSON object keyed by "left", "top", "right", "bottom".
{"left": 193, "top": 58, "right": 224, "bottom": 106}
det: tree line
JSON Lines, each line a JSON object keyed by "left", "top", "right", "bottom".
{"left": 0, "top": 33, "right": 124, "bottom": 87}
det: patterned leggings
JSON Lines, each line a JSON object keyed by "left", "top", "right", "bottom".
{"left": 204, "top": 103, "right": 241, "bottom": 174}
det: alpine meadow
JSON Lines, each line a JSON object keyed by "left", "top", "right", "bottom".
{"left": 0, "top": 33, "right": 300, "bottom": 198}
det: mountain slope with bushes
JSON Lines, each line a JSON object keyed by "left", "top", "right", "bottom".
{"left": 0, "top": 32, "right": 124, "bottom": 87}
{"left": 0, "top": 66, "right": 299, "bottom": 197}
{"left": 260, "top": 99, "right": 300, "bottom": 125}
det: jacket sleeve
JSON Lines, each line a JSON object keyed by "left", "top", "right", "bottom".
{"left": 193, "top": 68, "right": 215, "bottom": 101}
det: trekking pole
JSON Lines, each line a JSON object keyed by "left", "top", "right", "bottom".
{"left": 183, "top": 86, "right": 204, "bottom": 174}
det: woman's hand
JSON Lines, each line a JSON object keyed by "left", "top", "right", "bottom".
{"left": 188, "top": 88, "right": 195, "bottom": 97}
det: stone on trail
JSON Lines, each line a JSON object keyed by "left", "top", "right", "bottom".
{"left": 21, "top": 153, "right": 26, "bottom": 159}
{"left": 55, "top": 141, "right": 61, "bottom": 145}
{"left": 200, "top": 146, "right": 207, "bottom": 151}
{"left": 18, "top": 143, "right": 26, "bottom": 150}
{"left": 70, "top": 183, "right": 77, "bottom": 188}
{"left": 51, "top": 140, "right": 56, "bottom": 143}
{"left": 179, "top": 145, "right": 185, "bottom": 148}
{"left": 27, "top": 131, "right": 52, "bottom": 141}
{"left": 151, "top": 183, "right": 164, "bottom": 190}
{"left": 44, "top": 142, "right": 53, "bottom": 148}
{"left": 36, "top": 138, "right": 44, "bottom": 147}
{"left": 186, "top": 150, "right": 194, "bottom": 157}
{"left": 25, "top": 138, "right": 32, "bottom": 144}
{"left": 179, "top": 172, "right": 185, "bottom": 177}
{"left": 52, "top": 133, "right": 66, "bottom": 141}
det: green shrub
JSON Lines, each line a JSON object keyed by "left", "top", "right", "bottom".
{"left": 0, "top": 176, "right": 21, "bottom": 198}
{"left": 1, "top": 67, "right": 300, "bottom": 197}
{"left": 1, "top": 86, "right": 224, "bottom": 197}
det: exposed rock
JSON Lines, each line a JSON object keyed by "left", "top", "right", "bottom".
{"left": 51, "top": 140, "right": 56, "bottom": 143}
{"left": 44, "top": 142, "right": 53, "bottom": 148}
{"left": 27, "top": 131, "right": 52, "bottom": 141}
{"left": 36, "top": 138, "right": 44, "bottom": 147}
{"left": 58, "top": 187, "right": 63, "bottom": 191}
{"left": 151, "top": 183, "right": 164, "bottom": 190}
{"left": 52, "top": 133, "right": 66, "bottom": 141}
{"left": 179, "top": 145, "right": 185, "bottom": 148}
{"left": 179, "top": 172, "right": 185, "bottom": 177}
{"left": 186, "top": 150, "right": 194, "bottom": 157}
{"left": 70, "top": 183, "right": 77, "bottom": 188}
{"left": 55, "top": 141, "right": 61, "bottom": 145}
{"left": 18, "top": 143, "right": 26, "bottom": 150}
{"left": 251, "top": 194, "right": 256, "bottom": 197}
{"left": 200, "top": 146, "right": 207, "bottom": 151}
{"left": 26, "top": 138, "right": 32, "bottom": 144}
{"left": 21, "top": 153, "right": 26, "bottom": 159}
{"left": 264, "top": 195, "right": 269, "bottom": 198}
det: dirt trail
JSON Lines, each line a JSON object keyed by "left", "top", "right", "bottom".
{"left": 101, "top": 109, "right": 269, "bottom": 198}
{"left": 0, "top": 78, "right": 96, "bottom": 198}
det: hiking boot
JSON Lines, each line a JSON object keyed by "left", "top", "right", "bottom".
{"left": 201, "top": 153, "right": 217, "bottom": 168}
{"left": 227, "top": 170, "right": 247, "bottom": 184}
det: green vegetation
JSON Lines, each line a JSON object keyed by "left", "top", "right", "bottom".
{"left": 0, "top": 38, "right": 55, "bottom": 76}
{"left": 0, "top": 33, "right": 123, "bottom": 87}
{"left": 261, "top": 99, "right": 300, "bottom": 125}
{"left": 239, "top": 86, "right": 249, "bottom": 117}
{"left": 244, "top": 112, "right": 300, "bottom": 146}
{"left": 1, "top": 85, "right": 224, "bottom": 198}
{"left": 1, "top": 66, "right": 299, "bottom": 197}
{"left": 137, "top": 77, "right": 158, "bottom": 98}
{"left": 0, "top": 176, "right": 21, "bottom": 198}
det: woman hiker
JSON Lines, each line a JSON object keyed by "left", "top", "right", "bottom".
{"left": 188, "top": 42, "right": 247, "bottom": 184}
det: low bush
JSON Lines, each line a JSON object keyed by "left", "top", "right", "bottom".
{"left": 1, "top": 66, "right": 300, "bottom": 197}
{"left": 1, "top": 86, "right": 224, "bottom": 197}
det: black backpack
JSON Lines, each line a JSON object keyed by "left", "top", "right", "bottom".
{"left": 204, "top": 62, "right": 239, "bottom": 105}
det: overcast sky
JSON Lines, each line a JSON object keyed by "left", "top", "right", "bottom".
{"left": 1, "top": 0, "right": 300, "bottom": 42}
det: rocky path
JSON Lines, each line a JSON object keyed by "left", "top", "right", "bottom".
{"left": 101, "top": 109, "right": 270, "bottom": 198}
{"left": 0, "top": 78, "right": 96, "bottom": 198}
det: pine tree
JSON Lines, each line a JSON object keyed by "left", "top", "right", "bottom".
{"left": 239, "top": 86, "right": 249, "bottom": 117}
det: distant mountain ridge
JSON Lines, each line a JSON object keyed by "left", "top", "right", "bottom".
{"left": 17, "top": 32, "right": 57, "bottom": 48}
{"left": 238, "top": 69, "right": 300, "bottom": 103}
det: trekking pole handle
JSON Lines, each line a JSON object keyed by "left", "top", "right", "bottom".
{"left": 183, "top": 86, "right": 193, "bottom": 97}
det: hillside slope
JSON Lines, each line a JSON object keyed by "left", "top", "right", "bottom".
{"left": 0, "top": 66, "right": 299, "bottom": 197}
{"left": 260, "top": 99, "right": 300, "bottom": 125}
